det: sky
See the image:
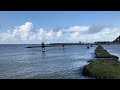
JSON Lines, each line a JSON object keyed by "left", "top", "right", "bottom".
{"left": 0, "top": 11, "right": 120, "bottom": 44}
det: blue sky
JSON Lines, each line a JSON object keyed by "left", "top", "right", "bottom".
{"left": 0, "top": 11, "right": 120, "bottom": 44}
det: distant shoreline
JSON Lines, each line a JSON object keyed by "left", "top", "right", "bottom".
{"left": 0, "top": 43, "right": 120, "bottom": 45}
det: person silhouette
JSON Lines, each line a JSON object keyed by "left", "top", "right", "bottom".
{"left": 42, "top": 42, "right": 45, "bottom": 52}
{"left": 62, "top": 43, "right": 64, "bottom": 49}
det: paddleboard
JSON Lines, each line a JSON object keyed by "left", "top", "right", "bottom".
{"left": 42, "top": 50, "right": 46, "bottom": 52}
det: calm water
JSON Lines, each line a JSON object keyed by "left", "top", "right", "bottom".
{"left": 0, "top": 44, "right": 96, "bottom": 79}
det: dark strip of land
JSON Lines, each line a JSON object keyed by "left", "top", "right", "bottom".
{"left": 26, "top": 46, "right": 54, "bottom": 48}
{"left": 25, "top": 44, "right": 96, "bottom": 48}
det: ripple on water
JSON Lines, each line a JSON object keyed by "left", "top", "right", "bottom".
{"left": 0, "top": 45, "right": 95, "bottom": 79}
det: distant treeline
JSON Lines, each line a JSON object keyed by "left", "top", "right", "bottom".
{"left": 49, "top": 43, "right": 95, "bottom": 45}
{"left": 92, "top": 35, "right": 120, "bottom": 44}
{"left": 49, "top": 35, "right": 120, "bottom": 45}
{"left": 94, "top": 41, "right": 112, "bottom": 44}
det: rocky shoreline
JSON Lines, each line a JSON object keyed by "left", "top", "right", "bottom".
{"left": 82, "top": 45, "right": 120, "bottom": 79}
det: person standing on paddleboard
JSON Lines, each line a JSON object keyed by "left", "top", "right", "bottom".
{"left": 42, "top": 42, "right": 45, "bottom": 51}
{"left": 62, "top": 43, "right": 64, "bottom": 49}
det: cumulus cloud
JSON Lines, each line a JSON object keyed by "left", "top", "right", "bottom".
{"left": 0, "top": 22, "right": 35, "bottom": 43}
{"left": 0, "top": 22, "right": 120, "bottom": 44}
{"left": 71, "top": 32, "right": 80, "bottom": 38}
{"left": 0, "top": 22, "right": 65, "bottom": 44}
{"left": 15, "top": 22, "right": 33, "bottom": 40}
{"left": 56, "top": 31, "right": 62, "bottom": 37}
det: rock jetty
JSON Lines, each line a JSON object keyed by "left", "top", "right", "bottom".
{"left": 82, "top": 45, "right": 120, "bottom": 79}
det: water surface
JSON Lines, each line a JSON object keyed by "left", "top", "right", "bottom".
{"left": 0, "top": 44, "right": 96, "bottom": 79}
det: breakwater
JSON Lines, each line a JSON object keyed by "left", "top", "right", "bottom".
{"left": 82, "top": 45, "right": 120, "bottom": 79}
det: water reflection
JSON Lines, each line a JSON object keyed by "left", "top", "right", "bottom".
{"left": 41, "top": 51, "right": 46, "bottom": 59}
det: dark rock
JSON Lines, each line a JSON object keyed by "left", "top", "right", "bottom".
{"left": 82, "top": 66, "right": 90, "bottom": 76}
{"left": 110, "top": 55, "right": 119, "bottom": 59}
{"left": 26, "top": 46, "right": 32, "bottom": 48}
{"left": 87, "top": 60, "right": 94, "bottom": 63}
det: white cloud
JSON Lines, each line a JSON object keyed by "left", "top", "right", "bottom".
{"left": 55, "top": 26, "right": 89, "bottom": 34}
{"left": 56, "top": 31, "right": 62, "bottom": 37}
{"left": 46, "top": 30, "right": 53, "bottom": 37}
{"left": 0, "top": 22, "right": 35, "bottom": 44}
{"left": 71, "top": 32, "right": 80, "bottom": 38}
{"left": 0, "top": 22, "right": 120, "bottom": 44}
{"left": 68, "top": 26, "right": 89, "bottom": 32}
{"left": 17, "top": 22, "right": 33, "bottom": 40}
{"left": 38, "top": 28, "right": 46, "bottom": 40}
{"left": 29, "top": 34, "right": 36, "bottom": 41}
